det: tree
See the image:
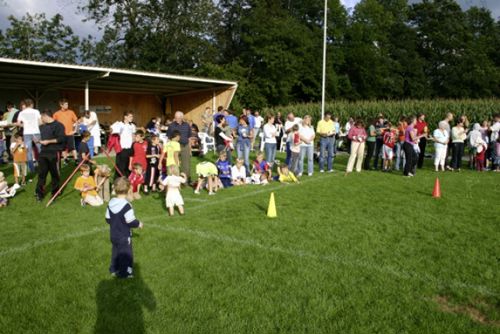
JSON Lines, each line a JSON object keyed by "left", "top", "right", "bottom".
{"left": 0, "top": 13, "right": 80, "bottom": 63}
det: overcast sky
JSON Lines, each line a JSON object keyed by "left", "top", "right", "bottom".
{"left": 0, "top": 0, "right": 498, "bottom": 39}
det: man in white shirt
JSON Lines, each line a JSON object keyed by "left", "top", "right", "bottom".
{"left": 491, "top": 113, "right": 500, "bottom": 168}
{"left": 114, "top": 112, "right": 136, "bottom": 178}
{"left": 252, "top": 111, "right": 264, "bottom": 151}
{"left": 17, "top": 98, "right": 41, "bottom": 172}
{"left": 284, "top": 113, "right": 302, "bottom": 165}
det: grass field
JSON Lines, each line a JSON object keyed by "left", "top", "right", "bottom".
{"left": 0, "top": 153, "right": 499, "bottom": 333}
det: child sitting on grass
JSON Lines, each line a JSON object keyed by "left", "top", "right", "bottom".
{"left": 194, "top": 161, "right": 219, "bottom": 195}
{"left": 0, "top": 171, "right": 20, "bottom": 207}
{"left": 216, "top": 151, "right": 232, "bottom": 188}
{"left": 277, "top": 163, "right": 299, "bottom": 184}
{"left": 74, "top": 164, "right": 104, "bottom": 207}
{"left": 161, "top": 171, "right": 187, "bottom": 216}
{"left": 231, "top": 158, "right": 247, "bottom": 185}
{"left": 128, "top": 163, "right": 144, "bottom": 201}
{"left": 251, "top": 151, "right": 271, "bottom": 185}
{"left": 10, "top": 134, "right": 27, "bottom": 186}
{"left": 106, "top": 177, "right": 143, "bottom": 278}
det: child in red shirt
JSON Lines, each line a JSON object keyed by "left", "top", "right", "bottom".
{"left": 382, "top": 123, "right": 397, "bottom": 172}
{"left": 129, "top": 130, "right": 148, "bottom": 172}
{"left": 128, "top": 163, "right": 144, "bottom": 201}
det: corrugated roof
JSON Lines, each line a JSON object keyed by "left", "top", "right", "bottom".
{"left": 0, "top": 57, "right": 237, "bottom": 96}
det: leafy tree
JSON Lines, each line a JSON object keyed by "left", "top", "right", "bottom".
{"left": 0, "top": 13, "right": 80, "bottom": 63}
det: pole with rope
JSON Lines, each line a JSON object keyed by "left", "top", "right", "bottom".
{"left": 321, "top": 0, "right": 328, "bottom": 120}
{"left": 46, "top": 157, "right": 88, "bottom": 208}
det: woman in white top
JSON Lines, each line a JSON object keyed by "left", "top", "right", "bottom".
{"left": 298, "top": 115, "right": 316, "bottom": 176}
{"left": 432, "top": 121, "right": 449, "bottom": 171}
{"left": 83, "top": 110, "right": 101, "bottom": 155}
{"left": 263, "top": 114, "right": 278, "bottom": 166}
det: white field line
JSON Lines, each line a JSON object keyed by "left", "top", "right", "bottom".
{"left": 0, "top": 227, "right": 107, "bottom": 257}
{"left": 148, "top": 223, "right": 498, "bottom": 297}
{"left": 0, "top": 174, "right": 331, "bottom": 258}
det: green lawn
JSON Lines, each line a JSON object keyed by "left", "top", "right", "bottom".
{"left": 0, "top": 153, "right": 499, "bottom": 333}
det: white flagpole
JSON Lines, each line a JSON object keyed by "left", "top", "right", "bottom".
{"left": 321, "top": 0, "right": 328, "bottom": 120}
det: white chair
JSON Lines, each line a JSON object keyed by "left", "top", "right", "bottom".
{"left": 198, "top": 132, "right": 216, "bottom": 155}
{"left": 279, "top": 135, "right": 287, "bottom": 152}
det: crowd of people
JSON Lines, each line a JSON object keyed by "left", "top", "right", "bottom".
{"left": 1, "top": 100, "right": 499, "bottom": 209}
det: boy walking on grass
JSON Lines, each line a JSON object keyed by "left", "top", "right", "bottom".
{"left": 106, "top": 177, "right": 143, "bottom": 278}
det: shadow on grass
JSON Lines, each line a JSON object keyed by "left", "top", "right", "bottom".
{"left": 94, "top": 264, "right": 156, "bottom": 334}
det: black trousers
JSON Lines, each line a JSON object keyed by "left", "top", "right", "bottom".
{"left": 417, "top": 137, "right": 427, "bottom": 169}
{"left": 363, "top": 141, "right": 376, "bottom": 170}
{"left": 110, "top": 240, "right": 134, "bottom": 278}
{"left": 115, "top": 148, "right": 132, "bottom": 179}
{"left": 403, "top": 142, "right": 417, "bottom": 176}
{"left": 36, "top": 154, "right": 60, "bottom": 197}
{"left": 373, "top": 138, "right": 384, "bottom": 169}
{"left": 451, "top": 142, "right": 464, "bottom": 170}
{"left": 145, "top": 164, "right": 159, "bottom": 188}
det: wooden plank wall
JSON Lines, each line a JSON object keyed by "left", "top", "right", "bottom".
{"left": 170, "top": 86, "right": 237, "bottom": 126}
{"left": 61, "top": 85, "right": 237, "bottom": 128}
{"left": 61, "top": 90, "right": 163, "bottom": 127}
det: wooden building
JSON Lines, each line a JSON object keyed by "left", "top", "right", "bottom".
{"left": 0, "top": 58, "right": 238, "bottom": 127}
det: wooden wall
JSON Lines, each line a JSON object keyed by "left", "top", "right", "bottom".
{"left": 61, "top": 85, "right": 237, "bottom": 128}
{"left": 61, "top": 90, "right": 163, "bottom": 127}
{"left": 169, "top": 86, "right": 237, "bottom": 126}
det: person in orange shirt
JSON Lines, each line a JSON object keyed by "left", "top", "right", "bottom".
{"left": 53, "top": 98, "right": 78, "bottom": 164}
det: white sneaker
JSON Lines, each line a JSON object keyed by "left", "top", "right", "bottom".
{"left": 319, "top": 170, "right": 324, "bottom": 173}
{"left": 208, "top": 191, "right": 216, "bottom": 196}
{"left": 297, "top": 173, "right": 302, "bottom": 177}
{"left": 308, "top": 173, "right": 313, "bottom": 176}
{"left": 328, "top": 169, "right": 334, "bottom": 173}
{"left": 194, "top": 190, "right": 200, "bottom": 195}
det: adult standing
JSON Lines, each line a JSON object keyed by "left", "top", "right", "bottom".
{"left": 344, "top": 117, "right": 354, "bottom": 153}
{"left": 167, "top": 111, "right": 192, "bottom": 182}
{"left": 35, "top": 109, "right": 65, "bottom": 202}
{"left": 345, "top": 120, "right": 367, "bottom": 174}
{"left": 16, "top": 98, "right": 41, "bottom": 172}
{"left": 236, "top": 115, "right": 252, "bottom": 173}
{"left": 114, "top": 112, "right": 136, "bottom": 178}
{"left": 274, "top": 112, "right": 284, "bottom": 151}
{"left": 252, "top": 111, "right": 264, "bottom": 151}
{"left": 201, "top": 107, "right": 213, "bottom": 135}
{"left": 214, "top": 115, "right": 232, "bottom": 156}
{"left": 441, "top": 112, "right": 454, "bottom": 169}
{"left": 82, "top": 110, "right": 101, "bottom": 156}
{"left": 316, "top": 112, "right": 335, "bottom": 173}
{"left": 373, "top": 114, "right": 386, "bottom": 170}
{"left": 363, "top": 118, "right": 377, "bottom": 171}
{"left": 403, "top": 116, "right": 418, "bottom": 177}
{"left": 263, "top": 114, "right": 278, "bottom": 166}
{"left": 53, "top": 98, "right": 78, "bottom": 164}
{"left": 298, "top": 115, "right": 315, "bottom": 177}
{"left": 3, "top": 102, "right": 18, "bottom": 160}
{"left": 395, "top": 116, "right": 407, "bottom": 171}
{"left": 415, "top": 113, "right": 428, "bottom": 169}
{"left": 490, "top": 114, "right": 500, "bottom": 169}
{"left": 284, "top": 113, "right": 302, "bottom": 165}
{"left": 450, "top": 116, "right": 467, "bottom": 171}
{"left": 432, "top": 121, "right": 449, "bottom": 172}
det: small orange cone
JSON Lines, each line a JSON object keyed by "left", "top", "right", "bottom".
{"left": 432, "top": 178, "right": 441, "bottom": 198}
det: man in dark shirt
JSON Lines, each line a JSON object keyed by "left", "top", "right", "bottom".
{"left": 167, "top": 111, "right": 192, "bottom": 182}
{"left": 36, "top": 109, "right": 65, "bottom": 202}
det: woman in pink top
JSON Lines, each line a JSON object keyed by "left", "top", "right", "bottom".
{"left": 345, "top": 120, "right": 367, "bottom": 174}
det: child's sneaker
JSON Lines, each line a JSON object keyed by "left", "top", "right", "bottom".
{"left": 194, "top": 190, "right": 200, "bottom": 195}
{"left": 208, "top": 191, "right": 215, "bottom": 195}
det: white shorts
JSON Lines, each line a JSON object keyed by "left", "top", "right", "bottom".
{"left": 166, "top": 190, "right": 184, "bottom": 208}
{"left": 383, "top": 145, "right": 394, "bottom": 160}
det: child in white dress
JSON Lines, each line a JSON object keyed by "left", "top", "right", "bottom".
{"left": 161, "top": 171, "right": 187, "bottom": 216}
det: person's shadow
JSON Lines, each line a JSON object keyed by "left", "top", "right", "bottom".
{"left": 94, "top": 264, "right": 156, "bottom": 334}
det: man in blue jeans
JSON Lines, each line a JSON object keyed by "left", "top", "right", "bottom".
{"left": 316, "top": 112, "right": 336, "bottom": 172}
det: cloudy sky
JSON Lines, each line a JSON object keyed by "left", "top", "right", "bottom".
{"left": 0, "top": 0, "right": 498, "bottom": 39}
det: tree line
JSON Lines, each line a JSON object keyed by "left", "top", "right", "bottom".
{"left": 0, "top": 0, "right": 499, "bottom": 110}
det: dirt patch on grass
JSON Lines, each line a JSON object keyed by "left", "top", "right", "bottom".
{"left": 434, "top": 296, "right": 500, "bottom": 328}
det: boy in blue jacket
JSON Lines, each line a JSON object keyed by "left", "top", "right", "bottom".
{"left": 105, "top": 177, "right": 143, "bottom": 278}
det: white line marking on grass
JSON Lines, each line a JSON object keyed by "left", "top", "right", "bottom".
{"left": 148, "top": 223, "right": 499, "bottom": 297}
{"left": 0, "top": 227, "right": 107, "bottom": 257}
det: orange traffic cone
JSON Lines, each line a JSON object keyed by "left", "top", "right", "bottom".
{"left": 432, "top": 178, "right": 441, "bottom": 198}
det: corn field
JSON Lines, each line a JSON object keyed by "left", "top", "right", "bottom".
{"left": 264, "top": 99, "right": 500, "bottom": 129}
